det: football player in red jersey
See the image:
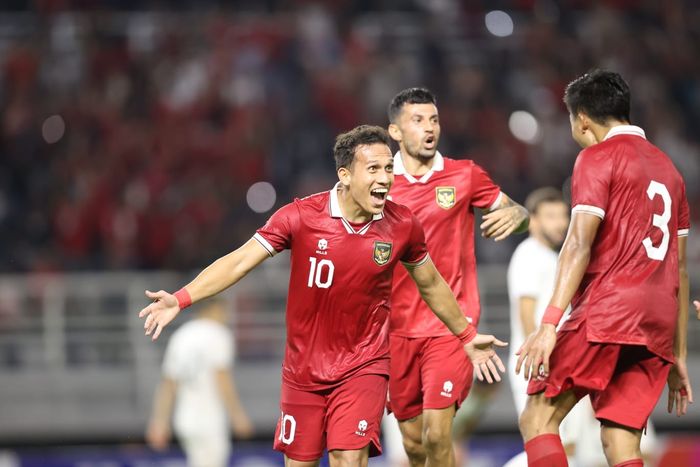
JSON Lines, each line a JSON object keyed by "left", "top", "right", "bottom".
{"left": 383, "top": 87, "right": 528, "bottom": 467}
{"left": 516, "top": 70, "right": 692, "bottom": 467}
{"left": 139, "top": 125, "right": 507, "bottom": 467}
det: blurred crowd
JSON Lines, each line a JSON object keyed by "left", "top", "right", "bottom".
{"left": 1, "top": 0, "right": 699, "bottom": 271}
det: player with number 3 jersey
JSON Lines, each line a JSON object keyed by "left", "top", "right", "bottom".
{"left": 138, "top": 125, "right": 507, "bottom": 467}
{"left": 517, "top": 70, "right": 692, "bottom": 467}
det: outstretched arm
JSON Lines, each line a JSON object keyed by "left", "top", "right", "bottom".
{"left": 516, "top": 211, "right": 601, "bottom": 380}
{"left": 668, "top": 236, "right": 693, "bottom": 416}
{"left": 140, "top": 238, "right": 271, "bottom": 340}
{"left": 480, "top": 193, "right": 529, "bottom": 241}
{"left": 405, "top": 258, "right": 507, "bottom": 383}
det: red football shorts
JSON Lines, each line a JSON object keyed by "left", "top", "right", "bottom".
{"left": 273, "top": 373, "right": 388, "bottom": 461}
{"left": 388, "top": 334, "right": 473, "bottom": 421}
{"left": 528, "top": 320, "right": 672, "bottom": 430}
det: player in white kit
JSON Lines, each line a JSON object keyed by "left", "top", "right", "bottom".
{"left": 146, "top": 299, "right": 253, "bottom": 467}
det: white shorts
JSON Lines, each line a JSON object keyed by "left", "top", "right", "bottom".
{"left": 177, "top": 430, "right": 231, "bottom": 467}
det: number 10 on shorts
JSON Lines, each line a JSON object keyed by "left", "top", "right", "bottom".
{"left": 278, "top": 412, "right": 297, "bottom": 445}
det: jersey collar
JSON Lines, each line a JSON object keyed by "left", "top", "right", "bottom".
{"left": 393, "top": 151, "right": 444, "bottom": 184}
{"left": 603, "top": 125, "right": 646, "bottom": 141}
{"left": 329, "top": 182, "right": 383, "bottom": 234}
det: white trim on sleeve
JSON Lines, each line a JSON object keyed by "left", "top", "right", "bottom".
{"left": 572, "top": 204, "right": 605, "bottom": 220}
{"left": 253, "top": 233, "right": 277, "bottom": 257}
{"left": 488, "top": 191, "right": 503, "bottom": 211}
{"left": 402, "top": 253, "right": 431, "bottom": 269}
{"left": 678, "top": 228, "right": 689, "bottom": 237}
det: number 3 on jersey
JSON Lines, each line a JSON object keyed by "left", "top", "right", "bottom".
{"left": 643, "top": 180, "right": 671, "bottom": 261}
{"left": 308, "top": 257, "right": 335, "bottom": 288}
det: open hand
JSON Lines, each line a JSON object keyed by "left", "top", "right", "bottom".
{"left": 515, "top": 324, "right": 557, "bottom": 381}
{"left": 463, "top": 334, "right": 508, "bottom": 383}
{"left": 480, "top": 206, "right": 528, "bottom": 241}
{"left": 667, "top": 359, "right": 693, "bottom": 417}
{"left": 139, "top": 290, "right": 180, "bottom": 340}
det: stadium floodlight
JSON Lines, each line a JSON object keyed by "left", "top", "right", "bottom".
{"left": 485, "top": 10, "right": 514, "bottom": 37}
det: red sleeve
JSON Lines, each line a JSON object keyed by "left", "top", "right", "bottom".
{"left": 470, "top": 163, "right": 502, "bottom": 210}
{"left": 253, "top": 202, "right": 299, "bottom": 256}
{"left": 400, "top": 213, "right": 429, "bottom": 267}
{"left": 678, "top": 181, "right": 690, "bottom": 237}
{"left": 570, "top": 148, "right": 613, "bottom": 219}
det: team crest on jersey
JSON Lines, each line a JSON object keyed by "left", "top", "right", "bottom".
{"left": 436, "top": 186, "right": 456, "bottom": 209}
{"left": 373, "top": 241, "right": 393, "bottom": 266}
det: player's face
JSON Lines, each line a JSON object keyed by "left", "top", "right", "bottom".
{"left": 392, "top": 103, "right": 441, "bottom": 159}
{"left": 569, "top": 113, "right": 597, "bottom": 148}
{"left": 344, "top": 143, "right": 394, "bottom": 216}
{"left": 533, "top": 201, "right": 569, "bottom": 249}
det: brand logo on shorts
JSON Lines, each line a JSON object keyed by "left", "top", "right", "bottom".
{"left": 355, "top": 419, "right": 368, "bottom": 436}
{"left": 436, "top": 187, "right": 456, "bottom": 209}
{"left": 373, "top": 241, "right": 392, "bottom": 266}
{"left": 441, "top": 380, "right": 453, "bottom": 398}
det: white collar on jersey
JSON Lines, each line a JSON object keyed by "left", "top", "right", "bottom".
{"left": 393, "top": 150, "right": 444, "bottom": 184}
{"left": 603, "top": 125, "right": 646, "bottom": 141}
{"left": 329, "top": 182, "right": 383, "bottom": 234}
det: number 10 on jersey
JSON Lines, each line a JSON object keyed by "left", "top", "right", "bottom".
{"left": 308, "top": 257, "right": 335, "bottom": 288}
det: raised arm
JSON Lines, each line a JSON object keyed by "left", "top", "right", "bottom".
{"left": 516, "top": 212, "right": 601, "bottom": 380}
{"left": 405, "top": 258, "right": 507, "bottom": 383}
{"left": 480, "top": 193, "right": 530, "bottom": 241}
{"left": 667, "top": 236, "right": 693, "bottom": 416}
{"left": 140, "top": 239, "right": 271, "bottom": 340}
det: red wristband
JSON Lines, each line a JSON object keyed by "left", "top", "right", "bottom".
{"left": 456, "top": 324, "right": 476, "bottom": 345}
{"left": 542, "top": 305, "right": 564, "bottom": 326}
{"left": 174, "top": 288, "right": 192, "bottom": 310}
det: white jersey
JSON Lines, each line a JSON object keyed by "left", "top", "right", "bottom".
{"left": 508, "top": 236, "right": 559, "bottom": 362}
{"left": 162, "top": 318, "right": 234, "bottom": 438}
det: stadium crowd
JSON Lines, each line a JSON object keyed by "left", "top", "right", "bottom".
{"left": 1, "top": 0, "right": 698, "bottom": 271}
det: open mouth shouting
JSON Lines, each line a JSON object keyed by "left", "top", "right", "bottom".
{"left": 370, "top": 187, "right": 389, "bottom": 207}
{"left": 423, "top": 134, "right": 436, "bottom": 150}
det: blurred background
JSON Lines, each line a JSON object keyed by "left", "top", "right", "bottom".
{"left": 0, "top": 0, "right": 698, "bottom": 466}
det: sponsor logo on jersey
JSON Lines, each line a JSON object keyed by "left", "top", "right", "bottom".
{"left": 440, "top": 380, "right": 453, "bottom": 397}
{"left": 436, "top": 186, "right": 456, "bottom": 209}
{"left": 355, "top": 419, "right": 368, "bottom": 436}
{"left": 316, "top": 238, "right": 329, "bottom": 255}
{"left": 373, "top": 241, "right": 392, "bottom": 266}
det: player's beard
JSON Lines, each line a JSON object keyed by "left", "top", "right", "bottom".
{"left": 405, "top": 140, "right": 437, "bottom": 160}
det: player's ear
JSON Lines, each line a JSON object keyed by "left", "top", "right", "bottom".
{"left": 388, "top": 123, "right": 402, "bottom": 142}
{"left": 337, "top": 166, "right": 351, "bottom": 186}
{"left": 577, "top": 112, "right": 590, "bottom": 132}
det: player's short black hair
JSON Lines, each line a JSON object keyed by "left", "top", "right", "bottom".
{"left": 387, "top": 87, "right": 437, "bottom": 123}
{"left": 563, "top": 69, "right": 631, "bottom": 124}
{"left": 525, "top": 187, "right": 566, "bottom": 215}
{"left": 334, "top": 125, "right": 392, "bottom": 171}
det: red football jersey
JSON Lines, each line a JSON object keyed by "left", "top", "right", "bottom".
{"left": 561, "top": 125, "right": 690, "bottom": 362}
{"left": 254, "top": 184, "right": 429, "bottom": 390}
{"left": 388, "top": 152, "right": 502, "bottom": 337}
